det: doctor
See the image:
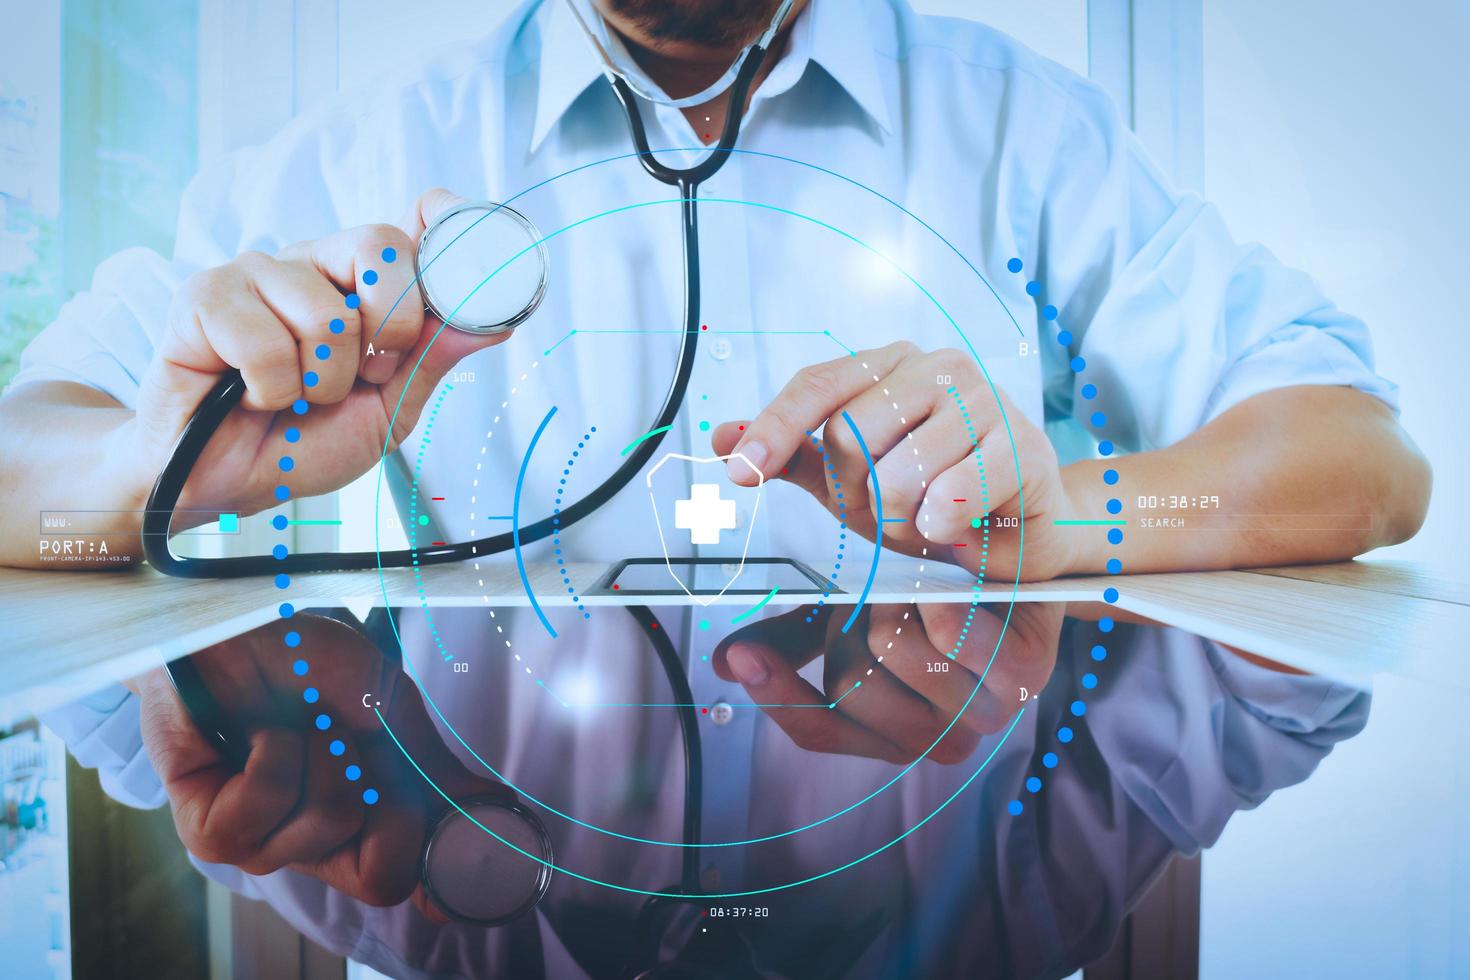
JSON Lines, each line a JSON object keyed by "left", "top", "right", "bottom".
{"left": 0, "top": 0, "right": 1431, "bottom": 975}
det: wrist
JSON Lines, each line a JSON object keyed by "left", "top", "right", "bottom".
{"left": 105, "top": 416, "right": 158, "bottom": 517}
{"left": 1057, "top": 459, "right": 1112, "bottom": 575}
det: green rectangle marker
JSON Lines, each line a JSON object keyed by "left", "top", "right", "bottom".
{"left": 217, "top": 513, "right": 239, "bottom": 533}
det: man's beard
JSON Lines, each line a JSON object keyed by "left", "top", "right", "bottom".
{"left": 602, "top": 0, "right": 782, "bottom": 47}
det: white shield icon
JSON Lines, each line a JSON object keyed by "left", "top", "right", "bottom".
{"left": 646, "top": 452, "right": 765, "bottom": 605}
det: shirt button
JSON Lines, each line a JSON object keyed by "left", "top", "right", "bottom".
{"left": 708, "top": 336, "right": 733, "bottom": 361}
{"left": 709, "top": 700, "right": 734, "bottom": 725}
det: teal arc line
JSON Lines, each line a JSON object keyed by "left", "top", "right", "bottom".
{"left": 619, "top": 424, "right": 673, "bottom": 458}
{"left": 377, "top": 704, "right": 1026, "bottom": 900}
{"left": 368, "top": 190, "right": 1031, "bottom": 861}
{"left": 730, "top": 586, "right": 780, "bottom": 625}
{"left": 838, "top": 410, "right": 881, "bottom": 635}
{"left": 513, "top": 405, "right": 559, "bottom": 638}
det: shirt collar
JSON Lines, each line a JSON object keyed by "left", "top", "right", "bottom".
{"left": 528, "top": 0, "right": 893, "bottom": 154}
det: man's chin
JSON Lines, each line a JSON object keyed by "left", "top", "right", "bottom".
{"left": 600, "top": 0, "right": 782, "bottom": 49}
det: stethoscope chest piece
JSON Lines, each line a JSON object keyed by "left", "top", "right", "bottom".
{"left": 421, "top": 796, "right": 555, "bottom": 926}
{"left": 416, "top": 201, "right": 549, "bottom": 335}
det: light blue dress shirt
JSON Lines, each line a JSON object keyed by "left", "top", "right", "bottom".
{"left": 23, "top": 0, "right": 1390, "bottom": 975}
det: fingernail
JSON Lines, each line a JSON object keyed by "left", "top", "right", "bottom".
{"left": 726, "top": 644, "right": 769, "bottom": 686}
{"left": 363, "top": 351, "right": 400, "bottom": 384}
{"left": 726, "top": 440, "right": 768, "bottom": 483}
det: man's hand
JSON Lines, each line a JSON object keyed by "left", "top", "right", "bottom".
{"left": 714, "top": 341, "right": 1081, "bottom": 581}
{"left": 134, "top": 615, "right": 510, "bottom": 921}
{"left": 712, "top": 602, "right": 1062, "bottom": 764}
{"left": 128, "top": 188, "right": 505, "bottom": 524}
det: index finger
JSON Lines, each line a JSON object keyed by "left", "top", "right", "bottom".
{"left": 726, "top": 340, "right": 917, "bottom": 486}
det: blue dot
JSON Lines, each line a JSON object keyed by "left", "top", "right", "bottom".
{"left": 1042, "top": 752, "right": 1059, "bottom": 769}
{"left": 362, "top": 788, "right": 379, "bottom": 805}
{"left": 1107, "top": 528, "right": 1123, "bottom": 545}
{"left": 284, "top": 631, "right": 301, "bottom": 647}
{"left": 315, "top": 714, "right": 331, "bottom": 731}
{"left": 1058, "top": 726, "right": 1074, "bottom": 743}
{"left": 329, "top": 318, "right": 346, "bottom": 334}
{"left": 329, "top": 739, "right": 345, "bottom": 756}
{"left": 1070, "top": 356, "right": 1086, "bottom": 372}
{"left": 1007, "top": 800, "right": 1023, "bottom": 815}
{"left": 303, "top": 687, "right": 320, "bottom": 703}
{"left": 272, "top": 544, "right": 288, "bottom": 560}
{"left": 272, "top": 515, "right": 288, "bottom": 530}
{"left": 274, "top": 573, "right": 290, "bottom": 589}
{"left": 1007, "top": 257, "right": 1023, "bottom": 273}
{"left": 1026, "top": 280, "right": 1041, "bottom": 297}
{"left": 1070, "top": 700, "right": 1087, "bottom": 717}
{"left": 1107, "top": 558, "right": 1123, "bottom": 574}
{"left": 275, "top": 485, "right": 291, "bottom": 501}
{"left": 1106, "top": 498, "right": 1122, "bottom": 514}
{"left": 1082, "top": 673, "right": 1098, "bottom": 689}
{"left": 1042, "top": 304, "right": 1058, "bottom": 321}
{"left": 1057, "top": 329, "right": 1073, "bottom": 346}
{"left": 292, "top": 659, "right": 308, "bottom": 676}
{"left": 1098, "top": 440, "right": 1114, "bottom": 456}
{"left": 345, "top": 764, "right": 361, "bottom": 781}
{"left": 1103, "top": 468, "right": 1118, "bottom": 485}
{"left": 1099, "top": 617, "right": 1115, "bottom": 633}
{"left": 303, "top": 372, "right": 318, "bottom": 388}
{"left": 1026, "top": 776, "right": 1042, "bottom": 793}
{"left": 1080, "top": 382, "right": 1096, "bottom": 399}
{"left": 1091, "top": 411, "right": 1107, "bottom": 428}
{"left": 1103, "top": 587, "right": 1119, "bottom": 603}
{"left": 362, "top": 269, "right": 378, "bottom": 286}
{"left": 344, "top": 293, "right": 360, "bottom": 309}
{"left": 278, "top": 456, "right": 294, "bottom": 471}
{"left": 279, "top": 602, "right": 295, "bottom": 618}
{"left": 315, "top": 344, "right": 331, "bottom": 360}
{"left": 284, "top": 427, "right": 301, "bottom": 444}
{"left": 292, "top": 399, "right": 309, "bottom": 415}
{"left": 381, "top": 247, "right": 397, "bottom": 263}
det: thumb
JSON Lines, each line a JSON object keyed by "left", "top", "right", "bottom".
{"left": 396, "top": 187, "right": 470, "bottom": 240}
{"left": 712, "top": 605, "right": 831, "bottom": 683}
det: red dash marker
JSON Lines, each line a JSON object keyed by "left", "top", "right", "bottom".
{"left": 431, "top": 496, "right": 445, "bottom": 501}
{"left": 953, "top": 543, "right": 968, "bottom": 548}
{"left": 431, "top": 541, "right": 447, "bottom": 547}
{"left": 952, "top": 498, "right": 967, "bottom": 502}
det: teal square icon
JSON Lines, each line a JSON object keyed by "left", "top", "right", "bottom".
{"left": 218, "top": 513, "right": 239, "bottom": 534}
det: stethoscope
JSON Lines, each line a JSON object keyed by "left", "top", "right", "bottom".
{"left": 152, "top": 0, "right": 796, "bottom": 947}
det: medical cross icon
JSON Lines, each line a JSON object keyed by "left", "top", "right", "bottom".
{"left": 674, "top": 483, "right": 738, "bottom": 545}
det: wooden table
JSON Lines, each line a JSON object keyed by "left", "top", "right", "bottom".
{"left": 3, "top": 558, "right": 1466, "bottom": 726}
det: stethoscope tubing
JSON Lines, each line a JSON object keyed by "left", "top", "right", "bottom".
{"left": 150, "top": 26, "right": 778, "bottom": 942}
{"left": 139, "top": 47, "right": 766, "bottom": 577}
